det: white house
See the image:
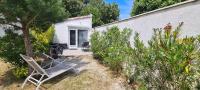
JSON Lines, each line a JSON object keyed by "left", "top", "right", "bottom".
{"left": 0, "top": 14, "right": 92, "bottom": 50}
{"left": 53, "top": 14, "right": 92, "bottom": 49}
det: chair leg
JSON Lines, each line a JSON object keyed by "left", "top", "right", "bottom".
{"left": 22, "top": 70, "right": 35, "bottom": 89}
{"left": 35, "top": 74, "right": 45, "bottom": 90}
{"left": 21, "top": 76, "right": 30, "bottom": 89}
{"left": 36, "top": 82, "right": 42, "bottom": 90}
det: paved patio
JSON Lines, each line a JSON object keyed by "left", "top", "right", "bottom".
{"left": 62, "top": 49, "right": 92, "bottom": 56}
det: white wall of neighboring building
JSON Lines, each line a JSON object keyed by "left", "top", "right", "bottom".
{"left": 94, "top": 0, "right": 200, "bottom": 46}
{"left": 54, "top": 15, "right": 92, "bottom": 44}
{"left": 0, "top": 23, "right": 22, "bottom": 37}
{"left": 0, "top": 27, "right": 5, "bottom": 37}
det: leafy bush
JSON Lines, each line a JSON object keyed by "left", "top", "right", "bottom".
{"left": 90, "top": 31, "right": 103, "bottom": 59}
{"left": 0, "top": 29, "right": 28, "bottom": 79}
{"left": 90, "top": 23, "right": 200, "bottom": 89}
{"left": 124, "top": 32, "right": 146, "bottom": 85}
{"left": 91, "top": 26, "right": 132, "bottom": 72}
{"left": 31, "top": 25, "right": 55, "bottom": 55}
{"left": 0, "top": 26, "right": 55, "bottom": 79}
{"left": 128, "top": 23, "right": 200, "bottom": 89}
{"left": 12, "top": 66, "right": 28, "bottom": 79}
{"left": 0, "top": 29, "right": 26, "bottom": 67}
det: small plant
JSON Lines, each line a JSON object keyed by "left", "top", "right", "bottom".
{"left": 12, "top": 66, "right": 28, "bottom": 79}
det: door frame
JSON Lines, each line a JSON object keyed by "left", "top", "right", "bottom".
{"left": 69, "top": 29, "right": 78, "bottom": 49}
{"left": 68, "top": 29, "right": 89, "bottom": 49}
{"left": 78, "top": 30, "right": 88, "bottom": 47}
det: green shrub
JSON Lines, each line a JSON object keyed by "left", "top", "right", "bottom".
{"left": 91, "top": 26, "right": 132, "bottom": 72}
{"left": 0, "top": 30, "right": 28, "bottom": 79}
{"left": 129, "top": 23, "right": 200, "bottom": 89}
{"left": 12, "top": 66, "right": 28, "bottom": 79}
{"left": 31, "top": 25, "right": 55, "bottom": 55}
{"left": 103, "top": 27, "right": 132, "bottom": 72}
{"left": 90, "top": 31, "right": 103, "bottom": 59}
{"left": 124, "top": 32, "right": 146, "bottom": 84}
{"left": 0, "top": 25, "right": 55, "bottom": 79}
{"left": 0, "top": 29, "right": 26, "bottom": 67}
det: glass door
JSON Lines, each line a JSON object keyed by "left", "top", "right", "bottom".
{"left": 78, "top": 30, "right": 88, "bottom": 47}
{"left": 69, "top": 30, "right": 77, "bottom": 48}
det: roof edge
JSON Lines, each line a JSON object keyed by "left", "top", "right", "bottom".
{"left": 65, "top": 14, "right": 92, "bottom": 21}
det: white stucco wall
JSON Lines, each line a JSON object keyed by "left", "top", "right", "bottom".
{"left": 0, "top": 23, "right": 22, "bottom": 37}
{"left": 94, "top": 0, "right": 200, "bottom": 46}
{"left": 54, "top": 15, "right": 92, "bottom": 44}
{"left": 0, "top": 27, "right": 5, "bottom": 37}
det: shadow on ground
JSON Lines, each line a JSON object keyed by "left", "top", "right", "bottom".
{"left": 0, "top": 68, "right": 23, "bottom": 88}
{"left": 0, "top": 56, "right": 90, "bottom": 90}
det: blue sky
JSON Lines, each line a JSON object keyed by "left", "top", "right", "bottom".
{"left": 105, "top": 0, "right": 133, "bottom": 20}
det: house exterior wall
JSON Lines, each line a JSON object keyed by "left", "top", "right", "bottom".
{"left": 53, "top": 15, "right": 92, "bottom": 45}
{"left": 94, "top": 0, "right": 200, "bottom": 46}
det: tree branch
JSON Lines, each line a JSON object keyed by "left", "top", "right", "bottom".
{"left": 26, "top": 12, "right": 40, "bottom": 28}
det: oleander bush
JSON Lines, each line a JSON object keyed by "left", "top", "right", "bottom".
{"left": 90, "top": 31, "right": 103, "bottom": 59}
{"left": 127, "top": 23, "right": 200, "bottom": 89}
{"left": 91, "top": 26, "right": 132, "bottom": 72}
{"left": 91, "top": 24, "right": 200, "bottom": 89}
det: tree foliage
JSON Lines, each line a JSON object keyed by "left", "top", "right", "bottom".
{"left": 0, "top": 0, "right": 68, "bottom": 57}
{"left": 131, "top": 0, "right": 186, "bottom": 16}
{"left": 100, "top": 3, "right": 119, "bottom": 24}
{"left": 82, "top": 0, "right": 119, "bottom": 27}
{"left": 81, "top": 5, "right": 103, "bottom": 26}
{"left": 63, "top": 0, "right": 84, "bottom": 17}
{"left": 63, "top": 0, "right": 120, "bottom": 27}
{"left": 0, "top": 0, "right": 68, "bottom": 29}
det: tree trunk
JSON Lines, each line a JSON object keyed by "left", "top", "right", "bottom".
{"left": 22, "top": 24, "right": 33, "bottom": 57}
{"left": 22, "top": 23, "right": 33, "bottom": 74}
